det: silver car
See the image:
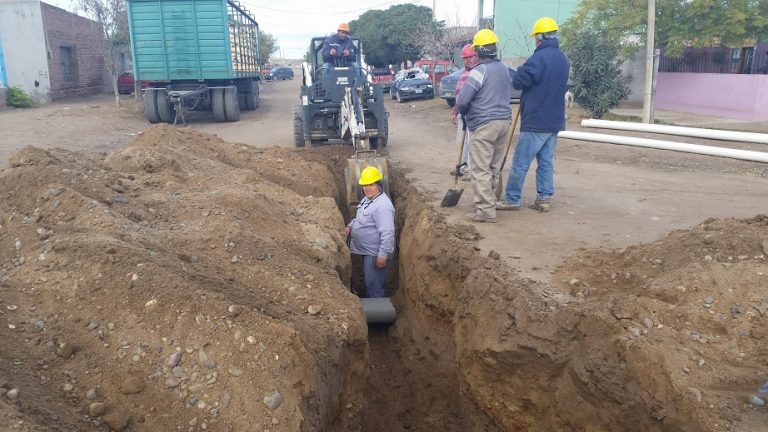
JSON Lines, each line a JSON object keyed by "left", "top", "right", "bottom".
{"left": 439, "top": 67, "right": 522, "bottom": 107}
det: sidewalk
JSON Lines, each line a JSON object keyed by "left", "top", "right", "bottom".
{"left": 609, "top": 108, "right": 768, "bottom": 134}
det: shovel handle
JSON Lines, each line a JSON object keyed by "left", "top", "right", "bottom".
{"left": 455, "top": 117, "right": 467, "bottom": 183}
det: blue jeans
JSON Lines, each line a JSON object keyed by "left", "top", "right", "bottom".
{"left": 504, "top": 131, "right": 558, "bottom": 204}
{"left": 362, "top": 255, "right": 389, "bottom": 298}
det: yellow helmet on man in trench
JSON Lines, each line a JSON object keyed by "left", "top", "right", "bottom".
{"left": 358, "top": 166, "right": 383, "bottom": 185}
{"left": 530, "top": 17, "right": 559, "bottom": 37}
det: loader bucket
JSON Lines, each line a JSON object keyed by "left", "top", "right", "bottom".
{"left": 344, "top": 156, "right": 390, "bottom": 213}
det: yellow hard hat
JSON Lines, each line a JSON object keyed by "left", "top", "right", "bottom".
{"left": 472, "top": 29, "right": 499, "bottom": 47}
{"left": 358, "top": 166, "right": 383, "bottom": 185}
{"left": 530, "top": 17, "right": 559, "bottom": 37}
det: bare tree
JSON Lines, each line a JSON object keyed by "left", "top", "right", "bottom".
{"left": 408, "top": 17, "right": 472, "bottom": 88}
{"left": 76, "top": 0, "right": 127, "bottom": 106}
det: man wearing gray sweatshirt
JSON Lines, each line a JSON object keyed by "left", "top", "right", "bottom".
{"left": 345, "top": 166, "right": 395, "bottom": 298}
{"left": 456, "top": 29, "right": 512, "bottom": 223}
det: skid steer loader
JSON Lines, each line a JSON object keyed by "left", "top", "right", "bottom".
{"left": 294, "top": 37, "right": 395, "bottom": 324}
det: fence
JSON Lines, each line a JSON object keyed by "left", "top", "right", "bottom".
{"left": 659, "top": 43, "right": 768, "bottom": 74}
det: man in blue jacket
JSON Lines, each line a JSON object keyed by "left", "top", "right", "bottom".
{"left": 498, "top": 17, "right": 570, "bottom": 213}
{"left": 456, "top": 29, "right": 512, "bottom": 223}
{"left": 321, "top": 23, "right": 359, "bottom": 79}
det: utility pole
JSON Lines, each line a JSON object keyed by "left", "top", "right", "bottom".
{"left": 642, "top": 0, "right": 656, "bottom": 123}
{"left": 432, "top": 0, "right": 435, "bottom": 20}
{"left": 477, "top": 0, "right": 484, "bottom": 29}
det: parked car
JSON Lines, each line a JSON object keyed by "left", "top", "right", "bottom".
{"left": 438, "top": 67, "right": 522, "bottom": 107}
{"left": 370, "top": 68, "right": 394, "bottom": 92}
{"left": 267, "top": 67, "right": 294, "bottom": 80}
{"left": 391, "top": 68, "right": 434, "bottom": 103}
{"left": 117, "top": 71, "right": 148, "bottom": 94}
{"left": 414, "top": 59, "right": 455, "bottom": 82}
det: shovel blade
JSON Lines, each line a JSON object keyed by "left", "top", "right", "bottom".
{"left": 440, "top": 188, "right": 464, "bottom": 207}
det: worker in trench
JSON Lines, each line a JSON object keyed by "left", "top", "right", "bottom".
{"left": 344, "top": 166, "right": 396, "bottom": 298}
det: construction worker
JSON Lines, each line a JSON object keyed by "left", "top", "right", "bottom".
{"left": 450, "top": 44, "right": 479, "bottom": 180}
{"left": 344, "top": 166, "right": 395, "bottom": 298}
{"left": 322, "top": 23, "right": 359, "bottom": 78}
{"left": 498, "top": 17, "right": 570, "bottom": 213}
{"left": 456, "top": 29, "right": 512, "bottom": 223}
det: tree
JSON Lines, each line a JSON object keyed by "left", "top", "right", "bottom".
{"left": 563, "top": 0, "right": 768, "bottom": 58}
{"left": 563, "top": 29, "right": 631, "bottom": 118}
{"left": 350, "top": 4, "right": 434, "bottom": 67}
{"left": 77, "top": 0, "right": 127, "bottom": 106}
{"left": 259, "top": 30, "right": 278, "bottom": 64}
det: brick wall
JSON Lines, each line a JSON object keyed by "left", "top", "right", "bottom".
{"left": 41, "top": 3, "right": 106, "bottom": 100}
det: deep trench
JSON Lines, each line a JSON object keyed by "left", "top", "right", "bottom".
{"left": 330, "top": 162, "right": 496, "bottom": 432}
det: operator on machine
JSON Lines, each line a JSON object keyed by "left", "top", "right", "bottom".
{"left": 322, "top": 22, "right": 360, "bottom": 79}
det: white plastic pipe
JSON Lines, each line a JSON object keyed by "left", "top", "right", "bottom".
{"left": 558, "top": 131, "right": 768, "bottom": 163}
{"left": 581, "top": 119, "right": 768, "bottom": 145}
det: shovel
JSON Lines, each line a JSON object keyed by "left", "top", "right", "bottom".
{"left": 495, "top": 107, "right": 521, "bottom": 200}
{"left": 440, "top": 118, "right": 468, "bottom": 207}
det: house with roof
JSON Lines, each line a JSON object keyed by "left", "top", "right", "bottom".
{"left": 0, "top": 0, "right": 110, "bottom": 104}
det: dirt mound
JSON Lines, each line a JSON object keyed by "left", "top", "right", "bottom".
{"left": 0, "top": 125, "right": 366, "bottom": 431}
{"left": 551, "top": 215, "right": 768, "bottom": 431}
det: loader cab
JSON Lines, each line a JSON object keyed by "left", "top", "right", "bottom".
{"left": 304, "top": 37, "right": 365, "bottom": 103}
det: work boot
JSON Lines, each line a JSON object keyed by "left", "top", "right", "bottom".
{"left": 465, "top": 212, "right": 497, "bottom": 223}
{"left": 528, "top": 199, "right": 551, "bottom": 212}
{"left": 496, "top": 201, "right": 520, "bottom": 211}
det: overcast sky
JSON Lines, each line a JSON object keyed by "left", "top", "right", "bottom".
{"left": 47, "top": 0, "right": 489, "bottom": 59}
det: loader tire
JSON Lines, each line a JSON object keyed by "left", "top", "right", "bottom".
{"left": 224, "top": 87, "right": 240, "bottom": 122}
{"left": 211, "top": 88, "right": 226, "bottom": 122}
{"left": 293, "top": 105, "right": 305, "bottom": 147}
{"left": 143, "top": 89, "right": 161, "bottom": 123}
{"left": 370, "top": 113, "right": 388, "bottom": 149}
{"left": 156, "top": 90, "right": 175, "bottom": 123}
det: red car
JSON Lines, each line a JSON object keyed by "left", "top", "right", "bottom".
{"left": 117, "top": 71, "right": 149, "bottom": 94}
{"left": 370, "top": 68, "right": 394, "bottom": 92}
{"left": 414, "top": 59, "right": 455, "bottom": 82}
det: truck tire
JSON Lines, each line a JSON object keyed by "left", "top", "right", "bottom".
{"left": 446, "top": 98, "right": 455, "bottom": 107}
{"left": 252, "top": 82, "right": 260, "bottom": 109}
{"left": 244, "top": 81, "right": 258, "bottom": 110}
{"left": 211, "top": 88, "right": 226, "bottom": 122}
{"left": 143, "top": 89, "right": 161, "bottom": 123}
{"left": 224, "top": 87, "right": 240, "bottom": 122}
{"left": 293, "top": 105, "right": 305, "bottom": 147}
{"left": 156, "top": 90, "right": 175, "bottom": 123}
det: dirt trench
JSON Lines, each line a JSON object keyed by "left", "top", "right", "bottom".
{"left": 1, "top": 125, "right": 767, "bottom": 432}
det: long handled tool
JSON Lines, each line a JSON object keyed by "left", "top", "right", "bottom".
{"left": 495, "top": 106, "right": 521, "bottom": 200}
{"left": 440, "top": 118, "right": 468, "bottom": 207}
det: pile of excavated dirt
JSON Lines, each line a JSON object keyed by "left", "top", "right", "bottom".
{"left": 385, "top": 174, "right": 768, "bottom": 432}
{"left": 551, "top": 215, "right": 768, "bottom": 431}
{"left": 0, "top": 125, "right": 368, "bottom": 431}
{"left": 2, "top": 122, "right": 767, "bottom": 432}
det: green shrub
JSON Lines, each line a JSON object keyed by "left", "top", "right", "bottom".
{"left": 562, "top": 30, "right": 630, "bottom": 119}
{"left": 6, "top": 86, "right": 35, "bottom": 108}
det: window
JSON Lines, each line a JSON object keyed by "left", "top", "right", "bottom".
{"left": 60, "top": 45, "right": 78, "bottom": 82}
{"left": 434, "top": 65, "right": 445, "bottom": 73}
{"left": 420, "top": 65, "right": 430, "bottom": 73}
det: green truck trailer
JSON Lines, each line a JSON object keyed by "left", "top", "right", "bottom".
{"left": 126, "top": 0, "right": 261, "bottom": 123}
